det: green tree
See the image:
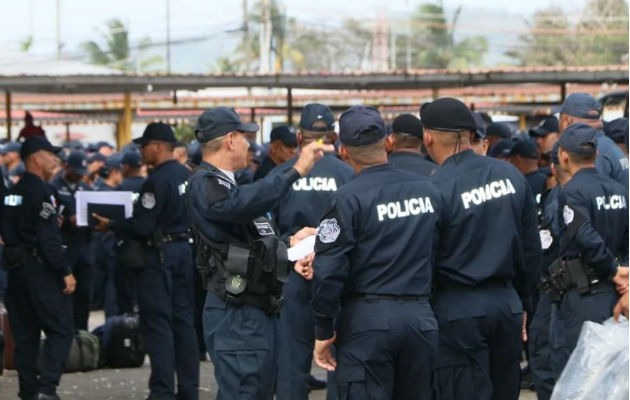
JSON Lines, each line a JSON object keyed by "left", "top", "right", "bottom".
{"left": 82, "top": 19, "right": 163, "bottom": 72}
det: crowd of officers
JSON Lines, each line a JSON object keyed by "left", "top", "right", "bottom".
{"left": 0, "top": 91, "right": 627, "bottom": 400}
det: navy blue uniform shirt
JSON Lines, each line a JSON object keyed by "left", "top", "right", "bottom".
{"left": 186, "top": 161, "right": 301, "bottom": 243}
{"left": 120, "top": 159, "right": 190, "bottom": 237}
{"left": 594, "top": 131, "right": 628, "bottom": 191}
{"left": 1, "top": 172, "right": 70, "bottom": 278}
{"left": 431, "top": 150, "right": 542, "bottom": 300}
{"left": 539, "top": 186, "right": 562, "bottom": 272}
{"left": 117, "top": 176, "right": 146, "bottom": 205}
{"left": 311, "top": 163, "right": 443, "bottom": 340}
{"left": 557, "top": 168, "right": 628, "bottom": 278}
{"left": 269, "top": 154, "right": 354, "bottom": 238}
{"left": 388, "top": 151, "right": 437, "bottom": 177}
{"left": 253, "top": 156, "right": 276, "bottom": 181}
{"left": 525, "top": 169, "right": 548, "bottom": 205}
{"left": 50, "top": 175, "right": 92, "bottom": 238}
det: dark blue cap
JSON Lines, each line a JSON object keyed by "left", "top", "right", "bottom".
{"left": 63, "top": 140, "right": 84, "bottom": 150}
{"left": 96, "top": 141, "right": 114, "bottom": 150}
{"left": 87, "top": 153, "right": 106, "bottom": 163}
{"left": 603, "top": 118, "right": 628, "bottom": 144}
{"left": 339, "top": 105, "right": 386, "bottom": 147}
{"left": 530, "top": 116, "right": 560, "bottom": 137}
{"left": 472, "top": 112, "right": 487, "bottom": 139}
{"left": 560, "top": 93, "right": 601, "bottom": 119}
{"left": 133, "top": 122, "right": 176, "bottom": 146}
{"left": 558, "top": 123, "right": 597, "bottom": 154}
{"left": 122, "top": 142, "right": 140, "bottom": 153}
{"left": 489, "top": 138, "right": 515, "bottom": 158}
{"left": 2, "top": 142, "right": 21, "bottom": 155}
{"left": 86, "top": 143, "right": 98, "bottom": 153}
{"left": 509, "top": 139, "right": 539, "bottom": 159}
{"left": 66, "top": 150, "right": 88, "bottom": 175}
{"left": 20, "top": 136, "right": 61, "bottom": 160}
{"left": 105, "top": 154, "right": 122, "bottom": 170}
{"left": 420, "top": 97, "right": 477, "bottom": 132}
{"left": 270, "top": 125, "right": 297, "bottom": 147}
{"left": 392, "top": 114, "right": 423, "bottom": 138}
{"left": 121, "top": 151, "right": 142, "bottom": 168}
{"left": 300, "top": 103, "right": 335, "bottom": 132}
{"left": 196, "top": 107, "right": 259, "bottom": 143}
{"left": 486, "top": 122, "right": 513, "bottom": 139}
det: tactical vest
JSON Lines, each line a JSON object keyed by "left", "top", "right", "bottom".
{"left": 193, "top": 216, "right": 289, "bottom": 314}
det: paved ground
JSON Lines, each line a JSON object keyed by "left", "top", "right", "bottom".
{"left": 0, "top": 311, "right": 538, "bottom": 400}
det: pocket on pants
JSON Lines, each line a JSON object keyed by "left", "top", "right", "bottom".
{"left": 336, "top": 364, "right": 367, "bottom": 400}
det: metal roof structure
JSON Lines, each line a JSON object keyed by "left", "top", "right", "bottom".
{"left": 0, "top": 65, "right": 626, "bottom": 93}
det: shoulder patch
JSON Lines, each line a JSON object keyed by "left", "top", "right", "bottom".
{"left": 141, "top": 192, "right": 156, "bottom": 209}
{"left": 317, "top": 218, "right": 341, "bottom": 244}
{"left": 539, "top": 229, "right": 553, "bottom": 250}
{"left": 563, "top": 205, "right": 574, "bottom": 225}
{"left": 39, "top": 202, "right": 56, "bottom": 220}
{"left": 205, "top": 176, "right": 231, "bottom": 204}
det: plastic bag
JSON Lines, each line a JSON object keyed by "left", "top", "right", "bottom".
{"left": 551, "top": 317, "right": 629, "bottom": 400}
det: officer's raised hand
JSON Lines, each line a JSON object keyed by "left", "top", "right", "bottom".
{"left": 293, "top": 141, "right": 334, "bottom": 176}
{"left": 314, "top": 333, "right": 337, "bottom": 371}
{"left": 63, "top": 273, "right": 76, "bottom": 295}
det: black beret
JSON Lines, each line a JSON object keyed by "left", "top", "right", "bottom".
{"left": 392, "top": 114, "right": 423, "bottom": 138}
{"left": 420, "top": 97, "right": 477, "bottom": 132}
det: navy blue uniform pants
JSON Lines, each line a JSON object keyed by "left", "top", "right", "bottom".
{"left": 335, "top": 299, "right": 437, "bottom": 400}
{"left": 203, "top": 292, "right": 278, "bottom": 400}
{"left": 92, "top": 233, "right": 118, "bottom": 318}
{"left": 550, "top": 281, "right": 618, "bottom": 380}
{"left": 66, "top": 240, "right": 94, "bottom": 331}
{"left": 528, "top": 292, "right": 554, "bottom": 400}
{"left": 432, "top": 281, "right": 523, "bottom": 400}
{"left": 6, "top": 258, "right": 73, "bottom": 399}
{"left": 277, "top": 271, "right": 314, "bottom": 400}
{"left": 136, "top": 241, "right": 200, "bottom": 400}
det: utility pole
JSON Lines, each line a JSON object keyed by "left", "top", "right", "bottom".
{"left": 166, "top": 0, "right": 171, "bottom": 73}
{"left": 405, "top": 0, "right": 411, "bottom": 70}
{"left": 55, "top": 0, "right": 61, "bottom": 58}
{"left": 259, "top": 0, "right": 271, "bottom": 74}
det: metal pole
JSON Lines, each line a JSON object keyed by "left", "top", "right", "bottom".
{"left": 56, "top": 0, "right": 61, "bottom": 58}
{"left": 5, "top": 91, "right": 11, "bottom": 141}
{"left": 287, "top": 87, "right": 293, "bottom": 126}
{"left": 166, "top": 0, "right": 171, "bottom": 73}
{"left": 560, "top": 83, "right": 567, "bottom": 103}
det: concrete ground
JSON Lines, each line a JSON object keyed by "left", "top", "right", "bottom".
{"left": 0, "top": 311, "right": 537, "bottom": 400}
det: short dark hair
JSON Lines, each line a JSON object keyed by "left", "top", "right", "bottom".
{"left": 391, "top": 133, "right": 422, "bottom": 150}
{"left": 561, "top": 145, "right": 596, "bottom": 164}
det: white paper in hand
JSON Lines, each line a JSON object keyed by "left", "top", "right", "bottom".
{"left": 287, "top": 235, "right": 316, "bottom": 261}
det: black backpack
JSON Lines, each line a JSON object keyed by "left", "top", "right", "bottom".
{"left": 92, "top": 314, "right": 145, "bottom": 368}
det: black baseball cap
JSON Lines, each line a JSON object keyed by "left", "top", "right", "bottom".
{"left": 486, "top": 122, "right": 513, "bottom": 139}
{"left": 392, "top": 114, "right": 423, "bottom": 138}
{"left": 96, "top": 141, "right": 114, "bottom": 150}
{"left": 558, "top": 123, "right": 597, "bottom": 155}
{"left": 560, "top": 93, "right": 602, "bottom": 119}
{"left": 270, "top": 125, "right": 298, "bottom": 147}
{"left": 472, "top": 112, "right": 487, "bottom": 139}
{"left": 339, "top": 105, "right": 386, "bottom": 147}
{"left": 88, "top": 153, "right": 106, "bottom": 164}
{"left": 489, "top": 138, "right": 515, "bottom": 158}
{"left": 509, "top": 139, "right": 539, "bottom": 159}
{"left": 300, "top": 103, "right": 335, "bottom": 132}
{"left": 196, "top": 107, "right": 259, "bottom": 143}
{"left": 122, "top": 151, "right": 142, "bottom": 168}
{"left": 530, "top": 116, "right": 560, "bottom": 137}
{"left": 603, "top": 118, "right": 628, "bottom": 144}
{"left": 420, "top": 97, "right": 477, "bottom": 132}
{"left": 20, "top": 136, "right": 61, "bottom": 160}
{"left": 133, "top": 122, "right": 177, "bottom": 146}
{"left": 105, "top": 154, "right": 123, "bottom": 170}
{"left": 66, "top": 150, "right": 88, "bottom": 175}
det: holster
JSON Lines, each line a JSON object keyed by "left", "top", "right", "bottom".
{"left": 224, "top": 243, "right": 250, "bottom": 295}
{"left": 539, "top": 257, "right": 597, "bottom": 302}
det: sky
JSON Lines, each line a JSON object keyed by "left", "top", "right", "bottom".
{"left": 0, "top": 0, "right": 595, "bottom": 72}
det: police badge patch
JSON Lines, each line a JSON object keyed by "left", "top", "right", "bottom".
{"left": 563, "top": 205, "right": 574, "bottom": 225}
{"left": 317, "top": 218, "right": 341, "bottom": 244}
{"left": 142, "top": 192, "right": 156, "bottom": 209}
{"left": 539, "top": 229, "right": 553, "bottom": 250}
{"left": 39, "top": 202, "right": 56, "bottom": 220}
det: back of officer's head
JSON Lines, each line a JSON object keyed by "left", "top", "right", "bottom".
{"left": 559, "top": 93, "right": 603, "bottom": 133}
{"left": 387, "top": 114, "right": 423, "bottom": 152}
{"left": 268, "top": 125, "right": 298, "bottom": 164}
{"left": 557, "top": 123, "right": 597, "bottom": 170}
{"left": 299, "top": 103, "right": 337, "bottom": 146}
{"left": 133, "top": 122, "right": 177, "bottom": 166}
{"left": 338, "top": 106, "right": 387, "bottom": 167}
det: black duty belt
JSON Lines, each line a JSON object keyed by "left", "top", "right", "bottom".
{"left": 147, "top": 232, "right": 190, "bottom": 247}
{"left": 343, "top": 294, "right": 428, "bottom": 304}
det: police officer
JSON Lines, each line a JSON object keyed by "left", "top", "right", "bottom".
{"left": 50, "top": 150, "right": 94, "bottom": 331}
{"left": 2, "top": 136, "right": 76, "bottom": 400}
{"left": 186, "top": 106, "right": 331, "bottom": 400}
{"left": 94, "top": 123, "right": 199, "bottom": 400}
{"left": 114, "top": 151, "right": 145, "bottom": 314}
{"left": 486, "top": 122, "right": 513, "bottom": 152}
{"left": 421, "top": 97, "right": 541, "bottom": 400}
{"left": 253, "top": 125, "right": 298, "bottom": 181}
{"left": 386, "top": 113, "right": 436, "bottom": 176}
{"left": 529, "top": 116, "right": 560, "bottom": 167}
{"left": 273, "top": 103, "right": 354, "bottom": 400}
{"left": 559, "top": 93, "right": 629, "bottom": 190}
{"left": 507, "top": 139, "right": 547, "bottom": 204}
{"left": 604, "top": 117, "right": 629, "bottom": 157}
{"left": 311, "top": 105, "right": 442, "bottom": 399}
{"left": 546, "top": 123, "right": 628, "bottom": 380}
{"left": 471, "top": 112, "right": 490, "bottom": 156}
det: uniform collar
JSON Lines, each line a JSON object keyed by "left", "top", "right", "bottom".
{"left": 389, "top": 151, "right": 425, "bottom": 160}
{"left": 572, "top": 167, "right": 598, "bottom": 179}
{"left": 199, "top": 161, "right": 236, "bottom": 184}
{"left": 442, "top": 148, "right": 475, "bottom": 166}
{"left": 358, "top": 162, "right": 394, "bottom": 176}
